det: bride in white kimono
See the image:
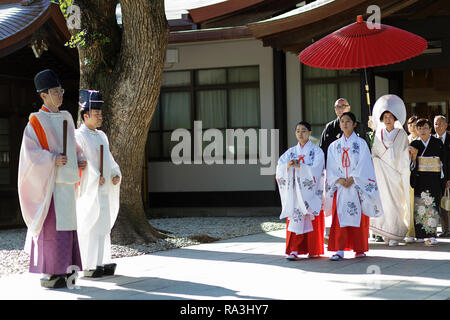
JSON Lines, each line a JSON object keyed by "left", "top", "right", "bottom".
{"left": 276, "top": 121, "right": 325, "bottom": 260}
{"left": 369, "top": 95, "right": 412, "bottom": 246}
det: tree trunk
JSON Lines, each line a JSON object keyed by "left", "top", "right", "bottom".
{"left": 72, "top": 0, "right": 169, "bottom": 244}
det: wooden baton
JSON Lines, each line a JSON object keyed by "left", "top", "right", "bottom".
{"left": 100, "top": 145, "right": 104, "bottom": 177}
{"left": 62, "top": 120, "right": 67, "bottom": 156}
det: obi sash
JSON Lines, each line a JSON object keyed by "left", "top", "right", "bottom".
{"left": 417, "top": 156, "right": 441, "bottom": 173}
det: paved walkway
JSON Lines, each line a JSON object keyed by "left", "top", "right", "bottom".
{"left": 0, "top": 230, "right": 449, "bottom": 300}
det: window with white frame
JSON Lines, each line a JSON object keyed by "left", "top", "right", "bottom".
{"left": 147, "top": 66, "right": 260, "bottom": 161}
{"left": 303, "top": 65, "right": 361, "bottom": 139}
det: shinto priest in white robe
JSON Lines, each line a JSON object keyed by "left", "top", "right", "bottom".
{"left": 276, "top": 140, "right": 325, "bottom": 235}
{"left": 19, "top": 107, "right": 83, "bottom": 266}
{"left": 369, "top": 94, "right": 412, "bottom": 241}
{"left": 75, "top": 123, "right": 121, "bottom": 270}
{"left": 324, "top": 132, "right": 384, "bottom": 226}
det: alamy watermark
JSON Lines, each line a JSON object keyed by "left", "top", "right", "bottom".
{"left": 171, "top": 121, "right": 279, "bottom": 175}
{"left": 367, "top": 5, "right": 381, "bottom": 29}
{"left": 365, "top": 264, "right": 382, "bottom": 290}
{"left": 66, "top": 5, "right": 81, "bottom": 30}
{"left": 66, "top": 265, "right": 81, "bottom": 289}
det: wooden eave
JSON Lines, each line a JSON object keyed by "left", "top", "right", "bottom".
{"left": 247, "top": 0, "right": 425, "bottom": 54}
{"left": 188, "top": 0, "right": 306, "bottom": 29}
{"left": 189, "top": 0, "right": 264, "bottom": 24}
{"left": 0, "top": 0, "right": 71, "bottom": 57}
{"left": 169, "top": 25, "right": 253, "bottom": 44}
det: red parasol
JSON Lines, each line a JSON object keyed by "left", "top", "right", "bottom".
{"left": 299, "top": 15, "right": 427, "bottom": 114}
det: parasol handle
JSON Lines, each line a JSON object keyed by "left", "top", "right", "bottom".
{"left": 62, "top": 120, "right": 67, "bottom": 156}
{"left": 100, "top": 145, "right": 104, "bottom": 178}
{"left": 365, "top": 84, "right": 371, "bottom": 110}
{"left": 363, "top": 68, "right": 371, "bottom": 116}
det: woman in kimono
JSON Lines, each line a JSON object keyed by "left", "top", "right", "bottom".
{"left": 276, "top": 121, "right": 325, "bottom": 260}
{"left": 369, "top": 95, "right": 412, "bottom": 246}
{"left": 325, "top": 112, "right": 383, "bottom": 261}
{"left": 410, "top": 118, "right": 444, "bottom": 245}
{"left": 406, "top": 115, "right": 419, "bottom": 242}
{"left": 407, "top": 116, "right": 419, "bottom": 143}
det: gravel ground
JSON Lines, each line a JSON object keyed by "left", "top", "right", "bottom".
{"left": 0, "top": 216, "right": 284, "bottom": 278}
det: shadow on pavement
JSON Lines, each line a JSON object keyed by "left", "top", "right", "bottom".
{"left": 58, "top": 275, "right": 270, "bottom": 300}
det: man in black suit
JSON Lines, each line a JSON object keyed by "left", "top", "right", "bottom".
{"left": 434, "top": 115, "right": 450, "bottom": 237}
{"left": 319, "top": 98, "right": 365, "bottom": 164}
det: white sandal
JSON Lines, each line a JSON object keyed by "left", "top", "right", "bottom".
{"left": 425, "top": 238, "right": 438, "bottom": 246}
{"left": 329, "top": 253, "right": 343, "bottom": 261}
{"left": 286, "top": 252, "right": 299, "bottom": 261}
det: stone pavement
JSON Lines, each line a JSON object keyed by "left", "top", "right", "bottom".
{"left": 0, "top": 229, "right": 449, "bottom": 300}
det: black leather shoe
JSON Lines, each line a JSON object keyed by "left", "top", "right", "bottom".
{"left": 40, "top": 275, "right": 67, "bottom": 289}
{"left": 83, "top": 266, "right": 104, "bottom": 278}
{"left": 103, "top": 263, "right": 117, "bottom": 276}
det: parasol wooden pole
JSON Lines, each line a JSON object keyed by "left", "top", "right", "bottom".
{"left": 363, "top": 67, "right": 378, "bottom": 133}
{"left": 364, "top": 68, "right": 371, "bottom": 114}
{"left": 100, "top": 145, "right": 104, "bottom": 178}
{"left": 62, "top": 120, "right": 67, "bottom": 156}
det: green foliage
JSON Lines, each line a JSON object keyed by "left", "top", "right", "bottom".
{"left": 55, "top": 0, "right": 113, "bottom": 69}
{"left": 83, "top": 57, "right": 94, "bottom": 67}
{"left": 366, "top": 130, "right": 375, "bottom": 149}
{"left": 66, "top": 29, "right": 87, "bottom": 48}
{"left": 65, "top": 30, "right": 111, "bottom": 50}
{"left": 52, "top": 0, "right": 73, "bottom": 20}
{"left": 92, "top": 32, "right": 112, "bottom": 46}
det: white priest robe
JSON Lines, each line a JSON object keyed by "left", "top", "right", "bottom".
{"left": 370, "top": 128, "right": 412, "bottom": 240}
{"left": 276, "top": 140, "right": 325, "bottom": 235}
{"left": 75, "top": 124, "right": 121, "bottom": 270}
{"left": 19, "top": 108, "right": 82, "bottom": 254}
{"left": 324, "top": 132, "right": 383, "bottom": 227}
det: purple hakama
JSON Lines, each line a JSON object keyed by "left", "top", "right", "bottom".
{"left": 29, "top": 198, "right": 82, "bottom": 275}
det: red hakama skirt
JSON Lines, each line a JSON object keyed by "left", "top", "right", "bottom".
{"left": 327, "top": 191, "right": 369, "bottom": 253}
{"left": 285, "top": 210, "right": 325, "bottom": 256}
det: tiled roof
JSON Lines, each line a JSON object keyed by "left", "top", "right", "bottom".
{"left": 0, "top": 0, "right": 70, "bottom": 51}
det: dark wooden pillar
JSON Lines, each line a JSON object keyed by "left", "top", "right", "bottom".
{"left": 273, "top": 48, "right": 287, "bottom": 155}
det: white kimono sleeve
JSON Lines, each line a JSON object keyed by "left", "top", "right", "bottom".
{"left": 105, "top": 134, "right": 121, "bottom": 228}
{"left": 18, "top": 123, "right": 56, "bottom": 238}
{"left": 352, "top": 139, "right": 384, "bottom": 219}
{"left": 324, "top": 143, "right": 341, "bottom": 217}
{"left": 276, "top": 146, "right": 323, "bottom": 235}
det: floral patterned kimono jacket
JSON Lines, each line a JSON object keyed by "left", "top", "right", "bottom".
{"left": 325, "top": 132, "right": 384, "bottom": 253}
{"left": 276, "top": 140, "right": 325, "bottom": 255}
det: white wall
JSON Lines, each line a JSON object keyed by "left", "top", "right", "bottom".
{"left": 148, "top": 39, "right": 276, "bottom": 192}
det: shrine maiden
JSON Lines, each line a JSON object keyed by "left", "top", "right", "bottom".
{"left": 324, "top": 112, "right": 383, "bottom": 261}
{"left": 276, "top": 121, "right": 325, "bottom": 260}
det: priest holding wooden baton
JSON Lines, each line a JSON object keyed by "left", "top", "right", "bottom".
{"left": 18, "top": 69, "right": 86, "bottom": 289}
{"left": 75, "top": 89, "right": 121, "bottom": 278}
